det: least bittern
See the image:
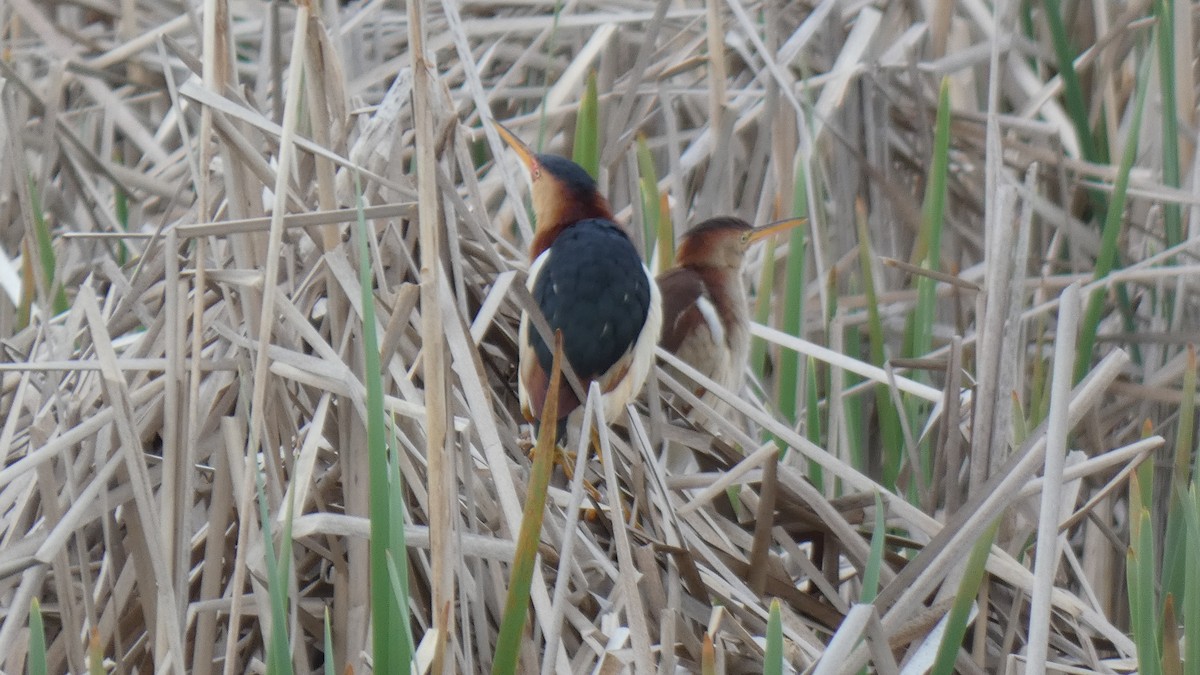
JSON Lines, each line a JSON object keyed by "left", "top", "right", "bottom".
{"left": 658, "top": 216, "right": 806, "bottom": 402}
{"left": 494, "top": 122, "right": 663, "bottom": 441}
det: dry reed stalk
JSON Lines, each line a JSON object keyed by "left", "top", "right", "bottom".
{"left": 407, "top": 0, "right": 456, "bottom": 669}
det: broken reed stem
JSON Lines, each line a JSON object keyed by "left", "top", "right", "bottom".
{"left": 1027, "top": 282, "right": 1081, "bottom": 670}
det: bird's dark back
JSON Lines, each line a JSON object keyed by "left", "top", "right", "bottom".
{"left": 529, "top": 219, "right": 651, "bottom": 380}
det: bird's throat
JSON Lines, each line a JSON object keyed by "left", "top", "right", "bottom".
{"left": 529, "top": 191, "right": 614, "bottom": 259}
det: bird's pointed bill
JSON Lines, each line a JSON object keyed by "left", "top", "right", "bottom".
{"left": 492, "top": 120, "right": 539, "bottom": 173}
{"left": 748, "top": 217, "right": 807, "bottom": 243}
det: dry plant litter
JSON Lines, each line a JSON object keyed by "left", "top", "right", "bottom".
{"left": 0, "top": 0, "right": 1197, "bottom": 673}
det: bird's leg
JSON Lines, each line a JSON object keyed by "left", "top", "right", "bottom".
{"left": 521, "top": 425, "right": 603, "bottom": 504}
{"left": 521, "top": 426, "right": 614, "bottom": 512}
{"left": 554, "top": 444, "right": 604, "bottom": 504}
{"left": 582, "top": 426, "right": 641, "bottom": 526}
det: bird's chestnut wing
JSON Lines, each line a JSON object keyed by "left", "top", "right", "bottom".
{"left": 656, "top": 267, "right": 710, "bottom": 353}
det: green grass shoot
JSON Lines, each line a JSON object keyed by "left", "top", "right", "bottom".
{"left": 775, "top": 166, "right": 810, "bottom": 437}
{"left": 27, "top": 177, "right": 69, "bottom": 316}
{"left": 258, "top": 471, "right": 295, "bottom": 675}
{"left": 1128, "top": 502, "right": 1163, "bottom": 675}
{"left": 861, "top": 493, "right": 886, "bottom": 603}
{"left": 907, "top": 76, "right": 952, "bottom": 363}
{"left": 1162, "top": 345, "right": 1196, "bottom": 602}
{"left": 1073, "top": 44, "right": 1152, "bottom": 383}
{"left": 1010, "top": 392, "right": 1029, "bottom": 446}
{"left": 1183, "top": 485, "right": 1200, "bottom": 671}
{"left": 571, "top": 71, "right": 600, "bottom": 180}
{"left": 492, "top": 333, "right": 564, "bottom": 675}
{"left": 854, "top": 200, "right": 901, "bottom": 486}
{"left": 356, "top": 174, "right": 414, "bottom": 673}
{"left": 902, "top": 77, "right": 952, "bottom": 489}
{"left": 841, "top": 323, "right": 866, "bottom": 481}
{"left": 635, "top": 134, "right": 662, "bottom": 268}
{"left": 1042, "top": 0, "right": 1106, "bottom": 169}
{"left": 930, "top": 517, "right": 998, "bottom": 675}
{"left": 28, "top": 598, "right": 47, "bottom": 675}
{"left": 764, "top": 599, "right": 783, "bottom": 674}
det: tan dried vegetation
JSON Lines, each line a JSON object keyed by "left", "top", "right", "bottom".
{"left": 0, "top": 0, "right": 1197, "bottom": 673}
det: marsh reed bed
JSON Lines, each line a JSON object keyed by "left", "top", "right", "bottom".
{"left": 1, "top": 0, "right": 1198, "bottom": 672}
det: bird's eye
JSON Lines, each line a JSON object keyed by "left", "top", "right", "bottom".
{"left": 531, "top": 166, "right": 542, "bottom": 180}
{"left": 741, "top": 233, "right": 750, "bottom": 244}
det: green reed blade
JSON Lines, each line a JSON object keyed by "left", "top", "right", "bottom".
{"left": 493, "top": 334, "right": 565, "bottom": 675}
{"left": 356, "top": 174, "right": 413, "bottom": 673}
{"left": 572, "top": 71, "right": 600, "bottom": 180}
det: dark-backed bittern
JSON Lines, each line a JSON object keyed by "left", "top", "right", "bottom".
{"left": 658, "top": 216, "right": 806, "bottom": 401}
{"left": 495, "top": 122, "right": 663, "bottom": 440}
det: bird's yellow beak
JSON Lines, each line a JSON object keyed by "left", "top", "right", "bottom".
{"left": 492, "top": 120, "right": 540, "bottom": 175}
{"left": 748, "top": 217, "right": 807, "bottom": 243}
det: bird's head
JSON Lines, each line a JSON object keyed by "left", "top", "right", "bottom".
{"left": 675, "top": 216, "right": 807, "bottom": 271}
{"left": 494, "top": 121, "right": 612, "bottom": 238}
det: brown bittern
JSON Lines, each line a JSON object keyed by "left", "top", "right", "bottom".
{"left": 494, "top": 122, "right": 663, "bottom": 440}
{"left": 657, "top": 216, "right": 806, "bottom": 402}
